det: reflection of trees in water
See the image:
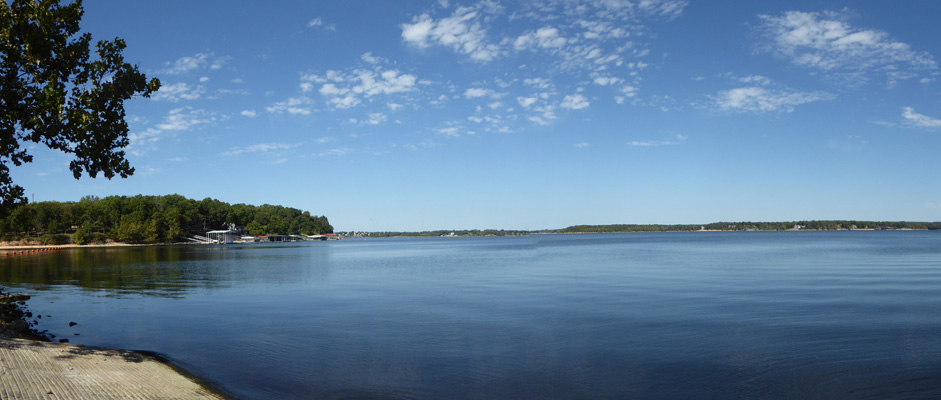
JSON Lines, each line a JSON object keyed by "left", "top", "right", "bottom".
{"left": 0, "top": 244, "right": 336, "bottom": 298}
{"left": 0, "top": 246, "right": 228, "bottom": 298}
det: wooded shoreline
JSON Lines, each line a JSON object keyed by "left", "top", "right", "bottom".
{"left": 357, "top": 220, "right": 941, "bottom": 238}
{"left": 0, "top": 194, "right": 333, "bottom": 245}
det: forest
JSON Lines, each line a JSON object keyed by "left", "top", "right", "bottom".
{"left": 559, "top": 220, "right": 941, "bottom": 233}
{"left": 0, "top": 194, "right": 332, "bottom": 244}
{"left": 363, "top": 229, "right": 535, "bottom": 238}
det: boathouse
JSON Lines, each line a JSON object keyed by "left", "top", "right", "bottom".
{"left": 206, "top": 230, "right": 238, "bottom": 244}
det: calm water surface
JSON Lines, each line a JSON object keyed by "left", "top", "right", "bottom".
{"left": 2, "top": 232, "right": 941, "bottom": 399}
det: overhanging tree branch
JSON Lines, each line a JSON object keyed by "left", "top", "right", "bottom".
{"left": 0, "top": 0, "right": 159, "bottom": 214}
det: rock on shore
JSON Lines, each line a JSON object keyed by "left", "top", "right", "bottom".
{"left": 0, "top": 290, "right": 49, "bottom": 341}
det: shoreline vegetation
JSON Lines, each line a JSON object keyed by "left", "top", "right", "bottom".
{"left": 0, "top": 194, "right": 333, "bottom": 246}
{"left": 353, "top": 220, "right": 941, "bottom": 238}
{"left": 0, "top": 213, "right": 939, "bottom": 247}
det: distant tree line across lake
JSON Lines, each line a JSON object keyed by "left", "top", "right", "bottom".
{"left": 1, "top": 194, "right": 332, "bottom": 244}
{"left": 559, "top": 221, "right": 941, "bottom": 233}
{"left": 351, "top": 220, "right": 941, "bottom": 238}
{"left": 359, "top": 229, "right": 535, "bottom": 238}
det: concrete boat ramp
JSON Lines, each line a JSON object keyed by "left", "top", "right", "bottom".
{"left": 0, "top": 338, "right": 228, "bottom": 399}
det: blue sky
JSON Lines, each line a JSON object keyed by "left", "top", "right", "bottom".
{"left": 15, "top": 0, "right": 941, "bottom": 231}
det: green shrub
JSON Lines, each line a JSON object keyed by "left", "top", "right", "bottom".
{"left": 74, "top": 227, "right": 106, "bottom": 245}
{"left": 38, "top": 234, "right": 70, "bottom": 245}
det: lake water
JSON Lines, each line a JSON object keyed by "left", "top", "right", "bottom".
{"left": 2, "top": 231, "right": 941, "bottom": 399}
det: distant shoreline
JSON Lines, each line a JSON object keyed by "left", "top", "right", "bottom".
{"left": 353, "top": 227, "right": 934, "bottom": 238}
{"left": 1, "top": 224, "right": 936, "bottom": 248}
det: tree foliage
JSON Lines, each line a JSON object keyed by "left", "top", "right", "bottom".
{"left": 0, "top": 0, "right": 159, "bottom": 213}
{"left": 0, "top": 194, "right": 333, "bottom": 244}
{"left": 559, "top": 221, "right": 941, "bottom": 233}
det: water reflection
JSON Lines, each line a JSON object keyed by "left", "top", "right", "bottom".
{"left": 0, "top": 243, "right": 334, "bottom": 298}
{"left": 4, "top": 234, "right": 941, "bottom": 399}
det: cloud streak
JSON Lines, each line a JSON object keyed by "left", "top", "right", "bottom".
{"left": 162, "top": 52, "right": 230, "bottom": 75}
{"left": 221, "top": 143, "right": 298, "bottom": 157}
{"left": 710, "top": 76, "right": 834, "bottom": 113}
{"left": 713, "top": 87, "right": 832, "bottom": 113}
{"left": 629, "top": 134, "right": 688, "bottom": 147}
{"left": 128, "top": 107, "right": 217, "bottom": 155}
{"left": 902, "top": 107, "right": 941, "bottom": 128}
{"left": 151, "top": 82, "right": 205, "bottom": 102}
{"left": 756, "top": 10, "right": 937, "bottom": 84}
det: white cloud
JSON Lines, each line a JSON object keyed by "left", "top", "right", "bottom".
{"left": 361, "top": 52, "right": 384, "bottom": 64}
{"left": 401, "top": 5, "right": 502, "bottom": 62}
{"left": 436, "top": 127, "right": 461, "bottom": 137}
{"left": 576, "top": 19, "right": 630, "bottom": 41}
{"left": 560, "top": 94, "right": 590, "bottom": 110}
{"left": 162, "top": 52, "right": 230, "bottom": 75}
{"left": 240, "top": 110, "right": 258, "bottom": 118}
{"left": 523, "top": 78, "right": 554, "bottom": 90}
{"left": 155, "top": 107, "right": 215, "bottom": 131}
{"left": 507, "top": 1, "right": 686, "bottom": 79}
{"left": 151, "top": 82, "right": 205, "bottom": 102}
{"left": 330, "top": 95, "right": 360, "bottom": 109}
{"left": 739, "top": 75, "right": 772, "bottom": 85}
{"left": 266, "top": 97, "right": 315, "bottom": 115}
{"left": 314, "top": 148, "right": 353, "bottom": 157}
{"left": 364, "top": 113, "right": 388, "bottom": 125}
{"left": 711, "top": 86, "right": 833, "bottom": 113}
{"left": 139, "top": 166, "right": 161, "bottom": 175}
{"left": 128, "top": 107, "right": 217, "bottom": 153}
{"left": 464, "top": 87, "right": 503, "bottom": 99}
{"left": 514, "top": 27, "right": 568, "bottom": 50}
{"left": 592, "top": 76, "right": 622, "bottom": 86}
{"left": 620, "top": 85, "right": 638, "bottom": 97}
{"left": 528, "top": 104, "right": 558, "bottom": 125}
{"left": 221, "top": 143, "right": 297, "bottom": 157}
{"left": 574, "top": 142, "right": 589, "bottom": 148}
{"left": 390, "top": 1, "right": 692, "bottom": 132}
{"left": 301, "top": 66, "right": 419, "bottom": 110}
{"left": 901, "top": 107, "right": 941, "bottom": 128}
{"left": 308, "top": 17, "right": 336, "bottom": 31}
{"left": 403, "top": 140, "right": 441, "bottom": 151}
{"left": 757, "top": 10, "right": 936, "bottom": 82}
{"left": 517, "top": 96, "right": 538, "bottom": 108}
{"left": 464, "top": 87, "right": 491, "bottom": 98}
{"left": 629, "top": 134, "right": 687, "bottom": 147}
{"left": 630, "top": 0, "right": 688, "bottom": 20}
{"left": 393, "top": 0, "right": 689, "bottom": 123}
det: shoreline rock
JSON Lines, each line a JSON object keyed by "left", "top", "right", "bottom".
{"left": 0, "top": 289, "right": 50, "bottom": 341}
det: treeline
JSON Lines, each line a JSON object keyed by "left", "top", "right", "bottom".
{"left": 560, "top": 220, "right": 941, "bottom": 233}
{"left": 561, "top": 224, "right": 703, "bottom": 233}
{"left": 0, "top": 194, "right": 332, "bottom": 244}
{"left": 365, "top": 229, "right": 534, "bottom": 238}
